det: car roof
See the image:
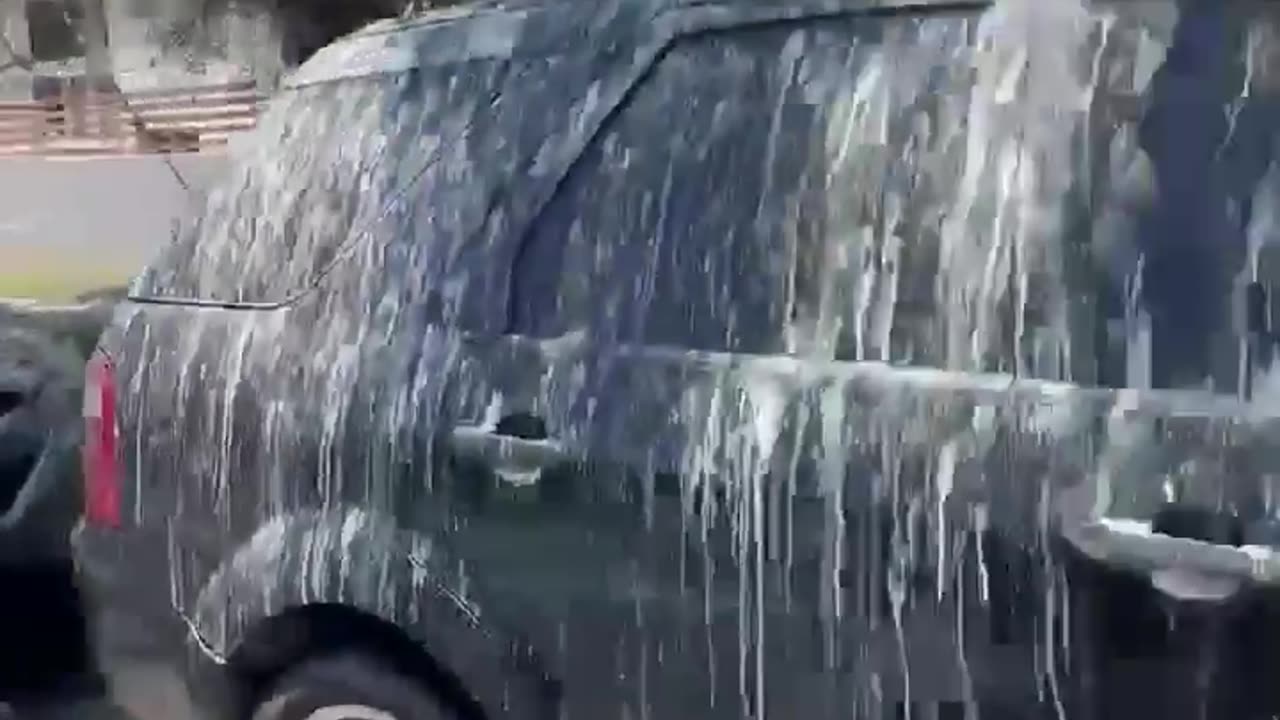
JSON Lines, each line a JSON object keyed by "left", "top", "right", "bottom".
{"left": 284, "top": 0, "right": 990, "bottom": 88}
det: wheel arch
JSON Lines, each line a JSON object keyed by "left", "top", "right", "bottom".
{"left": 188, "top": 506, "right": 559, "bottom": 720}
{"left": 227, "top": 602, "right": 486, "bottom": 719}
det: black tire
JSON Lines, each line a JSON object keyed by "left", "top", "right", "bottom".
{"left": 251, "top": 654, "right": 458, "bottom": 720}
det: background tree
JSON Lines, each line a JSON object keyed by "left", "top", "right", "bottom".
{"left": 0, "top": 33, "right": 33, "bottom": 73}
{"left": 158, "top": 0, "right": 419, "bottom": 71}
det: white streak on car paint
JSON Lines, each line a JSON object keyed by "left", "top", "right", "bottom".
{"left": 102, "top": 1, "right": 1280, "bottom": 717}
{"left": 304, "top": 705, "right": 397, "bottom": 720}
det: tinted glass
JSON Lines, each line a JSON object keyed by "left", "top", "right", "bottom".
{"left": 508, "top": 12, "right": 1200, "bottom": 387}
{"left": 509, "top": 24, "right": 827, "bottom": 355}
{"left": 134, "top": 65, "right": 498, "bottom": 305}
{"left": 513, "top": 17, "right": 1034, "bottom": 360}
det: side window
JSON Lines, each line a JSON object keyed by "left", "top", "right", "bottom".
{"left": 135, "top": 60, "right": 512, "bottom": 309}
{"left": 508, "top": 26, "right": 826, "bottom": 355}
{"left": 508, "top": 12, "right": 1117, "bottom": 382}
{"left": 137, "top": 70, "right": 441, "bottom": 304}
{"left": 508, "top": 18, "right": 980, "bottom": 358}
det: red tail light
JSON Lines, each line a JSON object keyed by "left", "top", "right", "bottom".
{"left": 82, "top": 350, "right": 121, "bottom": 528}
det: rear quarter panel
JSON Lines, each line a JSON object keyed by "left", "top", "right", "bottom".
{"left": 98, "top": 291, "right": 561, "bottom": 716}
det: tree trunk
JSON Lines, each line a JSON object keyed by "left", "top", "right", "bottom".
{"left": 79, "top": 0, "right": 112, "bottom": 84}
{"left": 77, "top": 0, "right": 117, "bottom": 136}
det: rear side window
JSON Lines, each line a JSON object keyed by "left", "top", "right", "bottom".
{"left": 134, "top": 63, "right": 504, "bottom": 304}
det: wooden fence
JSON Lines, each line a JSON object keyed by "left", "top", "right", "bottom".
{"left": 0, "top": 79, "right": 265, "bottom": 158}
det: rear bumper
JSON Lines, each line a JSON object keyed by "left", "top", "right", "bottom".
{"left": 72, "top": 521, "right": 235, "bottom": 719}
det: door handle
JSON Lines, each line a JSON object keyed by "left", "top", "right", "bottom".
{"left": 449, "top": 424, "right": 568, "bottom": 486}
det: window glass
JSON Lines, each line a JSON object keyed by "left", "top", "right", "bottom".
{"left": 134, "top": 66, "right": 487, "bottom": 305}
{"left": 134, "top": 57, "right": 532, "bottom": 315}
{"left": 510, "top": 18, "right": 1003, "bottom": 360}
{"left": 509, "top": 13, "right": 1165, "bottom": 385}
{"left": 509, "top": 25, "right": 828, "bottom": 355}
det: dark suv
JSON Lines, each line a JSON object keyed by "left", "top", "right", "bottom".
{"left": 72, "top": 0, "right": 1280, "bottom": 718}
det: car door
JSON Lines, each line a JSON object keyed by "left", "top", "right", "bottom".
{"left": 446, "top": 13, "right": 993, "bottom": 720}
{"left": 433, "top": 29, "right": 802, "bottom": 720}
{"left": 451, "top": 6, "right": 1187, "bottom": 719}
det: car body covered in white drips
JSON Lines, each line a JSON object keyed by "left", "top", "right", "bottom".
{"left": 72, "top": 0, "right": 1280, "bottom": 718}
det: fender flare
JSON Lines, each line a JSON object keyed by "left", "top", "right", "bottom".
{"left": 189, "top": 505, "right": 558, "bottom": 719}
